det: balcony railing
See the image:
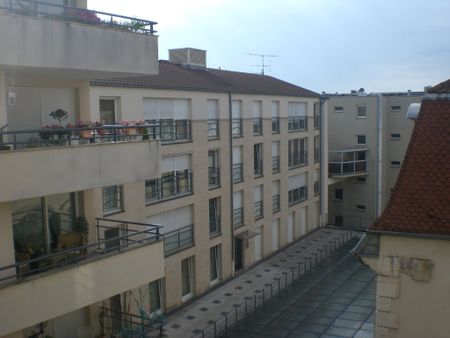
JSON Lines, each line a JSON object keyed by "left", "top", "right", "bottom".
{"left": 163, "top": 224, "right": 194, "bottom": 256}
{"left": 314, "top": 148, "right": 320, "bottom": 163}
{"left": 328, "top": 150, "right": 368, "bottom": 176}
{"left": 254, "top": 159, "right": 263, "bottom": 177}
{"left": 145, "top": 171, "right": 193, "bottom": 203}
{"left": 253, "top": 118, "right": 263, "bottom": 135}
{"left": 288, "top": 152, "right": 308, "bottom": 168}
{"left": 209, "top": 216, "right": 221, "bottom": 236}
{"left": 208, "top": 167, "right": 220, "bottom": 188}
{"left": 233, "top": 163, "right": 243, "bottom": 183}
{"left": 272, "top": 156, "right": 280, "bottom": 173}
{"left": 0, "top": 218, "right": 162, "bottom": 283}
{"left": 314, "top": 113, "right": 320, "bottom": 129}
{"left": 0, "top": 124, "right": 159, "bottom": 150}
{"left": 232, "top": 119, "right": 242, "bottom": 137}
{"left": 314, "top": 181, "right": 320, "bottom": 195}
{"left": 208, "top": 119, "right": 219, "bottom": 139}
{"left": 288, "top": 116, "right": 307, "bottom": 132}
{"left": 233, "top": 208, "right": 244, "bottom": 229}
{"left": 288, "top": 186, "right": 308, "bottom": 206}
{"left": 254, "top": 200, "right": 263, "bottom": 220}
{"left": 272, "top": 117, "right": 280, "bottom": 134}
{"left": 151, "top": 119, "right": 192, "bottom": 143}
{"left": 272, "top": 194, "right": 280, "bottom": 213}
{"left": 1, "top": 0, "right": 157, "bottom": 35}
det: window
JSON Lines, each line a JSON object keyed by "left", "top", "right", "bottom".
{"left": 357, "top": 135, "right": 366, "bottom": 145}
{"left": 391, "top": 133, "right": 401, "bottom": 140}
{"left": 181, "top": 256, "right": 195, "bottom": 301}
{"left": 288, "top": 138, "right": 308, "bottom": 168}
{"left": 391, "top": 105, "right": 401, "bottom": 112}
{"left": 207, "top": 99, "right": 219, "bottom": 139}
{"left": 334, "top": 106, "right": 344, "bottom": 113}
{"left": 288, "top": 173, "right": 307, "bottom": 205}
{"left": 314, "top": 169, "right": 320, "bottom": 195}
{"left": 391, "top": 161, "right": 401, "bottom": 167}
{"left": 208, "top": 150, "right": 220, "bottom": 188}
{"left": 356, "top": 205, "right": 366, "bottom": 212}
{"left": 334, "top": 188, "right": 343, "bottom": 201}
{"left": 272, "top": 219, "right": 280, "bottom": 251}
{"left": 288, "top": 102, "right": 307, "bottom": 131}
{"left": 313, "top": 103, "right": 320, "bottom": 129}
{"left": 103, "top": 185, "right": 123, "bottom": 214}
{"left": 100, "top": 98, "right": 119, "bottom": 124}
{"left": 314, "top": 135, "right": 320, "bottom": 163}
{"left": 272, "top": 180, "right": 280, "bottom": 213}
{"left": 209, "top": 197, "right": 221, "bottom": 236}
{"left": 210, "top": 245, "right": 221, "bottom": 284}
{"left": 272, "top": 141, "right": 280, "bottom": 173}
{"left": 254, "top": 185, "right": 263, "bottom": 220}
{"left": 356, "top": 105, "right": 367, "bottom": 118}
{"left": 233, "top": 191, "right": 244, "bottom": 229}
{"left": 335, "top": 215, "right": 343, "bottom": 226}
{"left": 232, "top": 100, "right": 242, "bottom": 137}
{"left": 254, "top": 143, "right": 263, "bottom": 177}
{"left": 272, "top": 101, "right": 280, "bottom": 134}
{"left": 253, "top": 101, "right": 263, "bottom": 135}
{"left": 233, "top": 146, "right": 243, "bottom": 183}
{"left": 149, "top": 279, "right": 164, "bottom": 314}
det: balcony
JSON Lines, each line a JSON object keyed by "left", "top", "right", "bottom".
{"left": 288, "top": 152, "right": 308, "bottom": 169}
{"left": 0, "top": 218, "right": 164, "bottom": 337}
{"left": 233, "top": 163, "right": 243, "bottom": 184}
{"left": 328, "top": 149, "right": 368, "bottom": 177}
{"left": 254, "top": 159, "right": 263, "bottom": 177}
{"left": 253, "top": 118, "right": 263, "bottom": 135}
{"left": 208, "top": 167, "right": 220, "bottom": 188}
{"left": 233, "top": 207, "right": 244, "bottom": 229}
{"left": 254, "top": 200, "right": 263, "bottom": 220}
{"left": 0, "top": 0, "right": 158, "bottom": 79}
{"left": 272, "top": 194, "right": 280, "bottom": 213}
{"left": 288, "top": 116, "right": 307, "bottom": 132}
{"left": 272, "top": 117, "right": 280, "bottom": 134}
{"left": 232, "top": 119, "right": 242, "bottom": 137}
{"left": 145, "top": 171, "right": 193, "bottom": 204}
{"left": 208, "top": 119, "right": 219, "bottom": 139}
{"left": 0, "top": 125, "right": 160, "bottom": 203}
{"left": 163, "top": 224, "right": 194, "bottom": 256}
{"left": 145, "top": 119, "right": 191, "bottom": 144}
{"left": 288, "top": 186, "right": 308, "bottom": 206}
{"left": 272, "top": 156, "right": 280, "bottom": 173}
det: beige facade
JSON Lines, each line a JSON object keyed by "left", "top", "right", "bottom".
{"left": 327, "top": 92, "right": 422, "bottom": 229}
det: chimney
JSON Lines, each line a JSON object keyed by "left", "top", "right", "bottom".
{"left": 169, "top": 48, "right": 207, "bottom": 68}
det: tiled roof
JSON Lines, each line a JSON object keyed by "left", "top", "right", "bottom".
{"left": 371, "top": 79, "right": 450, "bottom": 235}
{"left": 427, "top": 79, "right": 450, "bottom": 94}
{"left": 91, "top": 60, "right": 319, "bottom": 98}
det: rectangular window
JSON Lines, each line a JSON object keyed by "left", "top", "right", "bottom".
{"left": 233, "top": 146, "right": 243, "bottom": 183}
{"left": 391, "top": 133, "right": 401, "bottom": 140}
{"left": 356, "top": 205, "right": 366, "bottom": 212}
{"left": 209, "top": 197, "right": 221, "bottom": 236}
{"left": 272, "top": 101, "right": 280, "bottom": 134}
{"left": 272, "top": 141, "right": 280, "bottom": 173}
{"left": 334, "top": 106, "right": 344, "bottom": 113}
{"left": 272, "top": 180, "right": 280, "bottom": 213}
{"left": 288, "top": 173, "right": 307, "bottom": 205}
{"left": 272, "top": 219, "right": 279, "bottom": 251}
{"left": 100, "top": 98, "right": 119, "bottom": 124}
{"left": 103, "top": 185, "right": 123, "bottom": 214}
{"left": 288, "top": 102, "right": 307, "bottom": 131}
{"left": 334, "top": 188, "right": 343, "bottom": 201}
{"left": 314, "top": 135, "right": 320, "bottom": 163}
{"left": 210, "top": 245, "right": 221, "bottom": 283}
{"left": 252, "top": 101, "right": 263, "bottom": 135}
{"left": 254, "top": 143, "right": 263, "bottom": 177}
{"left": 357, "top": 135, "right": 366, "bottom": 145}
{"left": 232, "top": 100, "right": 242, "bottom": 137}
{"left": 288, "top": 138, "right": 308, "bottom": 168}
{"left": 314, "top": 103, "right": 320, "bottom": 129}
{"left": 181, "top": 256, "right": 194, "bottom": 301}
{"left": 208, "top": 150, "right": 220, "bottom": 188}
{"left": 254, "top": 185, "right": 263, "bottom": 220}
{"left": 335, "top": 215, "right": 343, "bottom": 226}
{"left": 233, "top": 191, "right": 244, "bottom": 229}
{"left": 391, "top": 105, "right": 401, "bottom": 112}
{"left": 149, "top": 280, "right": 163, "bottom": 314}
{"left": 207, "top": 99, "right": 219, "bottom": 139}
{"left": 391, "top": 161, "right": 401, "bottom": 167}
{"left": 356, "top": 105, "right": 367, "bottom": 118}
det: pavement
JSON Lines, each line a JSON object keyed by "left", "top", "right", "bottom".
{"left": 164, "top": 228, "right": 360, "bottom": 338}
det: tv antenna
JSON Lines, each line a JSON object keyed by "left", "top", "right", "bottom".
{"left": 249, "top": 53, "right": 278, "bottom": 75}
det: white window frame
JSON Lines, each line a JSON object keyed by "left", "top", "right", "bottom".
{"left": 356, "top": 105, "right": 367, "bottom": 118}
{"left": 390, "top": 133, "right": 401, "bottom": 140}
{"left": 210, "top": 245, "right": 221, "bottom": 285}
{"left": 334, "top": 106, "right": 344, "bottom": 113}
{"left": 357, "top": 135, "right": 366, "bottom": 145}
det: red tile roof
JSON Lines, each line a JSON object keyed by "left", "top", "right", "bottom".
{"left": 371, "top": 80, "right": 450, "bottom": 235}
{"left": 91, "top": 60, "right": 319, "bottom": 98}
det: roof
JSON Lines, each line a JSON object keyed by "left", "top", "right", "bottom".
{"left": 91, "top": 60, "right": 319, "bottom": 98}
{"left": 427, "top": 79, "right": 450, "bottom": 94}
{"left": 370, "top": 79, "right": 450, "bottom": 236}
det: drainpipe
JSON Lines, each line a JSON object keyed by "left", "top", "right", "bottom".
{"left": 228, "top": 92, "right": 235, "bottom": 276}
{"left": 376, "top": 93, "right": 383, "bottom": 217}
{"left": 319, "top": 94, "right": 329, "bottom": 226}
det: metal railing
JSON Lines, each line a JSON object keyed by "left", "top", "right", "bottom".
{"left": 209, "top": 216, "right": 221, "bottom": 236}
{"left": 272, "top": 194, "right": 280, "bottom": 213}
{"left": 314, "top": 181, "right": 320, "bottom": 195}
{"left": 208, "top": 119, "right": 219, "bottom": 139}
{"left": 0, "top": 124, "right": 159, "bottom": 150}
{"left": 272, "top": 117, "right": 280, "bottom": 134}
{"left": 208, "top": 167, "right": 220, "bottom": 188}
{"left": 288, "top": 116, "right": 307, "bottom": 131}
{"left": 163, "top": 224, "right": 194, "bottom": 256}
{"left": 288, "top": 186, "right": 308, "bottom": 206}
{"left": 156, "top": 119, "right": 192, "bottom": 143}
{"left": 272, "top": 156, "right": 280, "bottom": 173}
{"left": 253, "top": 118, "right": 263, "bottom": 135}
{"left": 329, "top": 160, "right": 367, "bottom": 176}
{"left": 288, "top": 152, "right": 308, "bottom": 168}
{"left": 145, "top": 172, "right": 193, "bottom": 203}
{"left": 1, "top": 0, "right": 157, "bottom": 34}
{"left": 254, "top": 159, "right": 263, "bottom": 177}
{"left": 232, "top": 119, "right": 242, "bottom": 137}
{"left": 189, "top": 231, "right": 353, "bottom": 338}
{"left": 233, "top": 163, "right": 243, "bottom": 183}
{"left": 326, "top": 214, "right": 376, "bottom": 231}
{"left": 233, "top": 208, "right": 244, "bottom": 229}
{"left": 254, "top": 200, "right": 263, "bottom": 220}
{"left": 0, "top": 218, "right": 162, "bottom": 284}
{"left": 314, "top": 114, "right": 320, "bottom": 129}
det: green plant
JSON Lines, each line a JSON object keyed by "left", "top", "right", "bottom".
{"left": 73, "top": 216, "right": 89, "bottom": 236}
{"left": 49, "top": 109, "right": 68, "bottom": 127}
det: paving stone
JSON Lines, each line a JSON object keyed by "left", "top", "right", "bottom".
{"left": 288, "top": 331, "right": 321, "bottom": 338}
{"left": 354, "top": 329, "right": 375, "bottom": 338}
{"left": 325, "top": 325, "right": 358, "bottom": 337}
{"left": 294, "top": 322, "right": 328, "bottom": 334}
{"left": 339, "top": 311, "right": 370, "bottom": 321}
{"left": 333, "top": 318, "right": 364, "bottom": 329}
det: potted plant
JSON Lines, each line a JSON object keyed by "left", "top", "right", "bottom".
{"left": 77, "top": 121, "right": 92, "bottom": 140}
{"left": 121, "top": 120, "right": 138, "bottom": 137}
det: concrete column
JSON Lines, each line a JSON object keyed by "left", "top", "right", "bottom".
{"left": 78, "top": 81, "right": 93, "bottom": 122}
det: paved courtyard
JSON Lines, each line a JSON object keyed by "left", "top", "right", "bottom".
{"left": 164, "top": 228, "right": 364, "bottom": 338}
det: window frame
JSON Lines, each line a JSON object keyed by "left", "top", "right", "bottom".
{"left": 356, "top": 105, "right": 367, "bottom": 118}
{"left": 102, "top": 185, "right": 124, "bottom": 215}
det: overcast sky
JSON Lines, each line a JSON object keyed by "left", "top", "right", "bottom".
{"left": 88, "top": 0, "right": 450, "bottom": 93}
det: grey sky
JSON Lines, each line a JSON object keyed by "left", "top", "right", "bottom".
{"left": 88, "top": 0, "right": 450, "bottom": 93}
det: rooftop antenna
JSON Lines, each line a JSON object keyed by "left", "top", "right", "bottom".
{"left": 248, "top": 53, "right": 278, "bottom": 75}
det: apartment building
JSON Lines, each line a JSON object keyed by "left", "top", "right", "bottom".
{"left": 326, "top": 90, "right": 423, "bottom": 229}
{"left": 90, "top": 48, "right": 325, "bottom": 314}
{"left": 0, "top": 1, "right": 163, "bottom": 337}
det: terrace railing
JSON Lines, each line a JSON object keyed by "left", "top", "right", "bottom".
{"left": 163, "top": 224, "right": 194, "bottom": 256}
